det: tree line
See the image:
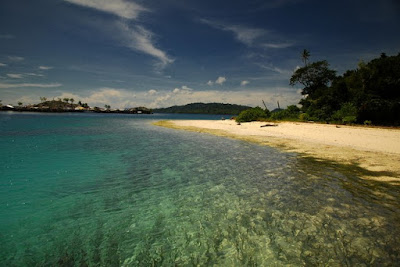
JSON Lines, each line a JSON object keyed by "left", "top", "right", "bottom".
{"left": 237, "top": 51, "right": 400, "bottom": 125}
{"left": 154, "top": 102, "right": 251, "bottom": 115}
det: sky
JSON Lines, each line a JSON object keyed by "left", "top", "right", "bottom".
{"left": 0, "top": 0, "right": 399, "bottom": 109}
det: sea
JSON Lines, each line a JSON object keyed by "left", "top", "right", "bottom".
{"left": 1, "top": 112, "right": 399, "bottom": 266}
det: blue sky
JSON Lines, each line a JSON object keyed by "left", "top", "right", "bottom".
{"left": 1, "top": 0, "right": 399, "bottom": 109}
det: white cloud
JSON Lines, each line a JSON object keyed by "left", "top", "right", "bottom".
{"left": 64, "top": 1, "right": 171, "bottom": 70}
{"left": 8, "top": 56, "right": 24, "bottom": 61}
{"left": 200, "top": 19, "right": 293, "bottom": 49}
{"left": 241, "top": 80, "right": 250, "bottom": 86}
{"left": 173, "top": 85, "right": 193, "bottom": 94}
{"left": 0, "top": 83, "right": 62, "bottom": 89}
{"left": 147, "top": 89, "right": 157, "bottom": 95}
{"left": 0, "top": 63, "right": 7, "bottom": 67}
{"left": 148, "top": 85, "right": 195, "bottom": 108}
{"left": 181, "top": 85, "right": 193, "bottom": 91}
{"left": 64, "top": 0, "right": 148, "bottom": 20}
{"left": 257, "top": 63, "right": 291, "bottom": 75}
{"left": 5, "top": 73, "right": 45, "bottom": 79}
{"left": 215, "top": 76, "right": 227, "bottom": 85}
{"left": 263, "top": 43, "right": 293, "bottom": 49}
{"left": 39, "top": 66, "right": 53, "bottom": 70}
{"left": 200, "top": 19, "right": 265, "bottom": 46}
{"left": 225, "top": 25, "right": 265, "bottom": 46}
{"left": 207, "top": 77, "right": 227, "bottom": 86}
{"left": 79, "top": 88, "right": 124, "bottom": 106}
{"left": 7, "top": 74, "right": 23, "bottom": 79}
{"left": 26, "top": 73, "right": 45, "bottom": 77}
{"left": 115, "top": 22, "right": 174, "bottom": 69}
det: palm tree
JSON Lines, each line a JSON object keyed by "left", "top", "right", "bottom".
{"left": 63, "top": 98, "right": 69, "bottom": 103}
{"left": 302, "top": 49, "right": 310, "bottom": 66}
{"left": 70, "top": 98, "right": 74, "bottom": 105}
{"left": 18, "top": 101, "right": 23, "bottom": 107}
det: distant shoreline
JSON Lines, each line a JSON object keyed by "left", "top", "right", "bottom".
{"left": 154, "top": 120, "right": 400, "bottom": 183}
{"left": 0, "top": 107, "right": 153, "bottom": 114}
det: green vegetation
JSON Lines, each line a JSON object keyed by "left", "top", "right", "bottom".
{"left": 236, "top": 52, "right": 400, "bottom": 125}
{"left": 292, "top": 52, "right": 400, "bottom": 125}
{"left": 236, "top": 107, "right": 270, "bottom": 122}
{"left": 153, "top": 102, "right": 251, "bottom": 115}
{"left": 35, "top": 99, "right": 80, "bottom": 111}
{"left": 270, "top": 105, "right": 300, "bottom": 121}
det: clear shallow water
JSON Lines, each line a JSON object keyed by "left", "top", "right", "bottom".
{"left": 1, "top": 112, "right": 399, "bottom": 266}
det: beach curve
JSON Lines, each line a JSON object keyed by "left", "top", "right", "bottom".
{"left": 154, "top": 120, "right": 400, "bottom": 183}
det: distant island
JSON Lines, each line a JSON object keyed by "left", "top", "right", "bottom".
{"left": 153, "top": 102, "right": 251, "bottom": 115}
{"left": 0, "top": 99, "right": 251, "bottom": 116}
{"left": 0, "top": 98, "right": 152, "bottom": 114}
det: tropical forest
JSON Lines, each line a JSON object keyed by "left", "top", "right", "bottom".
{"left": 237, "top": 52, "right": 400, "bottom": 126}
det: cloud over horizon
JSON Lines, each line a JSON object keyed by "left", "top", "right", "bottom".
{"left": 1, "top": 0, "right": 398, "bottom": 111}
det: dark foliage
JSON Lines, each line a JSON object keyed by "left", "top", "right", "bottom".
{"left": 236, "top": 107, "right": 269, "bottom": 122}
{"left": 291, "top": 52, "right": 400, "bottom": 125}
{"left": 153, "top": 102, "right": 251, "bottom": 115}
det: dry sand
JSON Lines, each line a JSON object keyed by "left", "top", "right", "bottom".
{"left": 154, "top": 120, "right": 400, "bottom": 183}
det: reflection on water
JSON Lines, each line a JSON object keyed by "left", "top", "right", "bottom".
{"left": 0, "top": 113, "right": 399, "bottom": 266}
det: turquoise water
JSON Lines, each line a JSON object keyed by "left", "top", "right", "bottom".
{"left": 1, "top": 112, "right": 399, "bottom": 266}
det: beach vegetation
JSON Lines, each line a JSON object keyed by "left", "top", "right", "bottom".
{"left": 270, "top": 105, "right": 301, "bottom": 121}
{"left": 290, "top": 51, "right": 400, "bottom": 125}
{"left": 236, "top": 107, "right": 269, "bottom": 122}
{"left": 331, "top": 102, "right": 358, "bottom": 123}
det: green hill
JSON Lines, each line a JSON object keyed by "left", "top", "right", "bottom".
{"left": 153, "top": 102, "right": 251, "bottom": 115}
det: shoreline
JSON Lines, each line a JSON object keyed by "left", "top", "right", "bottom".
{"left": 154, "top": 120, "right": 400, "bottom": 183}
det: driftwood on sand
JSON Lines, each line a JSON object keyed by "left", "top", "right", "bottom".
{"left": 260, "top": 124, "right": 278, "bottom": 127}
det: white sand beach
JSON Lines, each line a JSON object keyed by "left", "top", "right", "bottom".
{"left": 155, "top": 120, "right": 400, "bottom": 183}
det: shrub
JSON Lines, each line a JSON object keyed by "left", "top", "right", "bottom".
{"left": 299, "top": 113, "right": 309, "bottom": 121}
{"left": 236, "top": 107, "right": 268, "bottom": 122}
{"left": 331, "top": 102, "right": 358, "bottom": 123}
{"left": 270, "top": 105, "right": 300, "bottom": 121}
{"left": 342, "top": 116, "right": 357, "bottom": 124}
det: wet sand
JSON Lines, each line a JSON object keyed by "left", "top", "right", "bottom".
{"left": 154, "top": 120, "right": 400, "bottom": 183}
